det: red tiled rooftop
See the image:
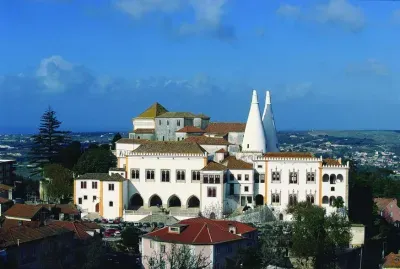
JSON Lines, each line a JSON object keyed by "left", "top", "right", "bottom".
{"left": 0, "top": 184, "right": 13, "bottom": 192}
{"left": 0, "top": 197, "right": 11, "bottom": 204}
{"left": 374, "top": 198, "right": 397, "bottom": 211}
{"left": 383, "top": 252, "right": 400, "bottom": 268}
{"left": 221, "top": 156, "right": 253, "bottom": 170}
{"left": 264, "top": 152, "right": 315, "bottom": 158}
{"left": 183, "top": 136, "right": 230, "bottom": 145}
{"left": 215, "top": 148, "right": 227, "bottom": 153}
{"left": 202, "top": 161, "right": 227, "bottom": 171}
{"left": 51, "top": 221, "right": 98, "bottom": 240}
{"left": 323, "top": 158, "right": 341, "bottom": 165}
{"left": 176, "top": 126, "right": 205, "bottom": 133}
{"left": 42, "top": 204, "right": 80, "bottom": 215}
{"left": 3, "top": 204, "right": 48, "bottom": 220}
{"left": 143, "top": 217, "right": 256, "bottom": 245}
{"left": 205, "top": 123, "right": 246, "bottom": 134}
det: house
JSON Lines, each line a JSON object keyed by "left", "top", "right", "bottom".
{"left": 0, "top": 197, "right": 13, "bottom": 215}
{"left": 3, "top": 204, "right": 51, "bottom": 222}
{"left": 141, "top": 217, "right": 257, "bottom": 269}
{"left": 374, "top": 198, "right": 400, "bottom": 225}
{"left": 382, "top": 252, "right": 400, "bottom": 269}
{"left": 0, "top": 183, "right": 13, "bottom": 200}
{"left": 0, "top": 223, "right": 75, "bottom": 268}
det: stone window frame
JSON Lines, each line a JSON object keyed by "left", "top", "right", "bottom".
{"left": 191, "top": 170, "right": 201, "bottom": 182}
{"left": 176, "top": 169, "right": 186, "bottom": 182}
{"left": 145, "top": 169, "right": 155, "bottom": 182}
{"left": 271, "top": 168, "right": 281, "bottom": 183}
{"left": 131, "top": 168, "right": 140, "bottom": 180}
{"left": 289, "top": 170, "right": 299, "bottom": 184}
{"left": 306, "top": 170, "right": 316, "bottom": 184}
{"left": 161, "top": 169, "right": 170, "bottom": 182}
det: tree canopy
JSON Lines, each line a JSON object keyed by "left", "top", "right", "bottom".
{"left": 111, "top": 133, "right": 122, "bottom": 150}
{"left": 73, "top": 147, "right": 117, "bottom": 175}
{"left": 121, "top": 226, "right": 141, "bottom": 253}
{"left": 30, "top": 107, "right": 70, "bottom": 176}
{"left": 43, "top": 163, "right": 73, "bottom": 202}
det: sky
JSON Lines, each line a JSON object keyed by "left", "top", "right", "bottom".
{"left": 0, "top": 0, "right": 400, "bottom": 133}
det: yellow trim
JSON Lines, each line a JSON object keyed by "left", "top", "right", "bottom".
{"left": 99, "top": 182, "right": 104, "bottom": 217}
{"left": 73, "top": 180, "right": 77, "bottom": 204}
{"left": 125, "top": 156, "right": 128, "bottom": 176}
{"left": 319, "top": 161, "right": 323, "bottom": 206}
{"left": 203, "top": 157, "right": 207, "bottom": 166}
{"left": 119, "top": 181, "right": 123, "bottom": 217}
{"left": 264, "top": 161, "right": 268, "bottom": 204}
{"left": 117, "top": 157, "right": 120, "bottom": 168}
{"left": 345, "top": 167, "right": 349, "bottom": 208}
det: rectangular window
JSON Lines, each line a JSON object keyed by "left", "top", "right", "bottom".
{"left": 93, "top": 195, "right": 96, "bottom": 201}
{"left": 167, "top": 120, "right": 169, "bottom": 126}
{"left": 203, "top": 175, "right": 209, "bottom": 184}
{"left": 259, "top": 174, "right": 265, "bottom": 183}
{"left": 289, "top": 194, "right": 298, "bottom": 206}
{"left": 245, "top": 174, "right": 249, "bottom": 181}
{"left": 307, "top": 172, "right": 316, "bottom": 183}
{"left": 84, "top": 195, "right": 88, "bottom": 200}
{"left": 177, "top": 120, "right": 181, "bottom": 126}
{"left": 160, "top": 244, "right": 166, "bottom": 253}
{"left": 229, "top": 174, "right": 234, "bottom": 181}
{"left": 289, "top": 172, "right": 298, "bottom": 184}
{"left": 161, "top": 170, "right": 170, "bottom": 182}
{"left": 257, "top": 165, "right": 262, "bottom": 168}
{"left": 92, "top": 181, "right": 97, "bottom": 189}
{"left": 237, "top": 174, "right": 242, "bottom": 181}
{"left": 109, "top": 201, "right": 113, "bottom": 207}
{"left": 159, "top": 120, "right": 161, "bottom": 125}
{"left": 207, "top": 187, "right": 217, "bottom": 197}
{"left": 209, "top": 175, "right": 215, "bottom": 184}
{"left": 229, "top": 184, "right": 234, "bottom": 195}
{"left": 150, "top": 240, "right": 154, "bottom": 249}
{"left": 78, "top": 198, "right": 82, "bottom": 204}
{"left": 244, "top": 186, "right": 249, "bottom": 192}
{"left": 215, "top": 175, "right": 221, "bottom": 184}
{"left": 131, "top": 169, "right": 140, "bottom": 179}
{"left": 176, "top": 170, "right": 186, "bottom": 181}
{"left": 146, "top": 169, "right": 155, "bottom": 181}
{"left": 191, "top": 171, "right": 201, "bottom": 181}
{"left": 272, "top": 193, "right": 280, "bottom": 204}
{"left": 81, "top": 181, "right": 87, "bottom": 189}
{"left": 109, "top": 184, "right": 114, "bottom": 191}
{"left": 271, "top": 172, "right": 280, "bottom": 183}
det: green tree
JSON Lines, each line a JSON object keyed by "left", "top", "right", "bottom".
{"left": 121, "top": 226, "right": 141, "bottom": 253}
{"left": 30, "top": 107, "right": 70, "bottom": 176}
{"left": 80, "top": 239, "right": 106, "bottom": 269}
{"left": 74, "top": 147, "right": 117, "bottom": 175}
{"left": 289, "top": 202, "right": 351, "bottom": 269}
{"left": 111, "top": 133, "right": 122, "bottom": 150}
{"left": 57, "top": 141, "right": 82, "bottom": 170}
{"left": 146, "top": 244, "right": 210, "bottom": 269}
{"left": 43, "top": 164, "right": 73, "bottom": 203}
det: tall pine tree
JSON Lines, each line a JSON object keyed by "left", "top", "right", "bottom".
{"left": 30, "top": 107, "right": 70, "bottom": 176}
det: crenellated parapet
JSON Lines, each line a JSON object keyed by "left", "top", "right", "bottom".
{"left": 126, "top": 151, "right": 208, "bottom": 157}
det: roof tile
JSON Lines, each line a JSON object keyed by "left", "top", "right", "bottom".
{"left": 383, "top": 252, "right": 400, "bottom": 268}
{"left": 4, "top": 204, "right": 49, "bottom": 220}
{"left": 205, "top": 122, "right": 246, "bottom": 134}
{"left": 221, "top": 156, "right": 253, "bottom": 170}
{"left": 183, "top": 136, "right": 230, "bottom": 145}
{"left": 202, "top": 161, "right": 227, "bottom": 171}
{"left": 176, "top": 126, "right": 205, "bottom": 133}
{"left": 133, "top": 141, "right": 207, "bottom": 154}
{"left": 264, "top": 152, "right": 315, "bottom": 158}
{"left": 75, "top": 173, "right": 125, "bottom": 181}
{"left": 134, "top": 128, "right": 155, "bottom": 134}
{"left": 116, "top": 138, "right": 149, "bottom": 144}
{"left": 136, "top": 103, "right": 169, "bottom": 119}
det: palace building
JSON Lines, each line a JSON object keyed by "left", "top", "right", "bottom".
{"left": 73, "top": 90, "right": 349, "bottom": 222}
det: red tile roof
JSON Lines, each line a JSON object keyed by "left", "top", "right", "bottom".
{"left": 183, "top": 136, "right": 230, "bottom": 145}
{"left": 0, "top": 223, "right": 73, "bottom": 247}
{"left": 0, "top": 219, "right": 42, "bottom": 230}
{"left": 51, "top": 221, "right": 98, "bottom": 240}
{"left": 143, "top": 217, "right": 256, "bottom": 245}
{"left": 221, "top": 156, "right": 253, "bottom": 170}
{"left": 374, "top": 198, "right": 396, "bottom": 211}
{"left": 202, "top": 161, "right": 227, "bottom": 171}
{"left": 323, "top": 158, "right": 341, "bottom": 165}
{"left": 383, "top": 252, "right": 400, "bottom": 268}
{"left": 134, "top": 128, "right": 155, "bottom": 134}
{"left": 42, "top": 204, "right": 80, "bottom": 215}
{"left": 176, "top": 126, "right": 206, "bottom": 133}
{"left": 215, "top": 148, "right": 227, "bottom": 153}
{"left": 4, "top": 204, "right": 49, "bottom": 220}
{"left": 205, "top": 123, "right": 246, "bottom": 134}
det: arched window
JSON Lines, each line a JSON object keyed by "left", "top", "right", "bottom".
{"left": 323, "top": 174, "right": 329, "bottom": 182}
{"left": 330, "top": 174, "right": 336, "bottom": 184}
{"left": 255, "top": 195, "right": 264, "bottom": 206}
{"left": 279, "top": 213, "right": 284, "bottom": 221}
{"left": 322, "top": 196, "right": 329, "bottom": 204}
{"left": 329, "top": 196, "right": 336, "bottom": 206}
{"left": 307, "top": 195, "right": 315, "bottom": 204}
{"left": 337, "top": 174, "right": 344, "bottom": 182}
{"left": 272, "top": 194, "right": 280, "bottom": 204}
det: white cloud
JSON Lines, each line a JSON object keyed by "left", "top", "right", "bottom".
{"left": 346, "top": 58, "right": 390, "bottom": 77}
{"left": 116, "top": 0, "right": 234, "bottom": 40}
{"left": 283, "top": 82, "right": 313, "bottom": 99}
{"left": 277, "top": 0, "right": 365, "bottom": 32}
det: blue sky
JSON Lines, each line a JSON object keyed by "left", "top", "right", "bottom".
{"left": 0, "top": 0, "right": 399, "bottom": 133}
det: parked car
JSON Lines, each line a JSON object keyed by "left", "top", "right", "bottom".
{"left": 101, "top": 219, "right": 108, "bottom": 224}
{"left": 113, "top": 218, "right": 121, "bottom": 224}
{"left": 94, "top": 218, "right": 101, "bottom": 223}
{"left": 104, "top": 228, "right": 118, "bottom": 237}
{"left": 114, "top": 230, "right": 121, "bottom": 236}
{"left": 134, "top": 222, "right": 143, "bottom": 228}
{"left": 108, "top": 219, "right": 114, "bottom": 224}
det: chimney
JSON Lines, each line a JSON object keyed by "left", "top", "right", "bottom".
{"left": 241, "top": 90, "right": 267, "bottom": 153}
{"left": 262, "top": 90, "right": 279, "bottom": 153}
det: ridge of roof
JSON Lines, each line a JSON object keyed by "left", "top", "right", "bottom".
{"left": 75, "top": 173, "right": 125, "bottom": 181}
{"left": 133, "top": 141, "right": 207, "bottom": 155}
{"left": 183, "top": 136, "right": 231, "bottom": 145}
{"left": 136, "top": 102, "right": 169, "bottom": 119}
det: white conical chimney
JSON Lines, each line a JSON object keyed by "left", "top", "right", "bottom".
{"left": 262, "top": 90, "right": 279, "bottom": 152}
{"left": 241, "top": 90, "right": 267, "bottom": 153}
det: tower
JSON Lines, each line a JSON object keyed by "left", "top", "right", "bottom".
{"left": 241, "top": 90, "right": 267, "bottom": 153}
{"left": 262, "top": 90, "right": 279, "bottom": 152}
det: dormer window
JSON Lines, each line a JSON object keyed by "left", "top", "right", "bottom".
{"left": 228, "top": 224, "right": 237, "bottom": 234}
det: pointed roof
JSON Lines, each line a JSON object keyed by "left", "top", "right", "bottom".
{"left": 241, "top": 90, "right": 267, "bottom": 153}
{"left": 136, "top": 102, "right": 168, "bottom": 119}
{"left": 221, "top": 156, "right": 253, "bottom": 170}
{"left": 262, "top": 90, "right": 279, "bottom": 152}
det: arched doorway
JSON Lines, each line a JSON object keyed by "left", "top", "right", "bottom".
{"left": 168, "top": 195, "right": 182, "bottom": 208}
{"left": 279, "top": 213, "right": 284, "bottom": 221}
{"left": 255, "top": 194, "right": 264, "bottom": 206}
{"left": 209, "top": 212, "right": 216, "bottom": 219}
{"left": 95, "top": 203, "right": 99, "bottom": 213}
{"left": 130, "top": 193, "right": 144, "bottom": 209}
{"left": 149, "top": 195, "right": 162, "bottom": 207}
{"left": 187, "top": 196, "right": 200, "bottom": 208}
